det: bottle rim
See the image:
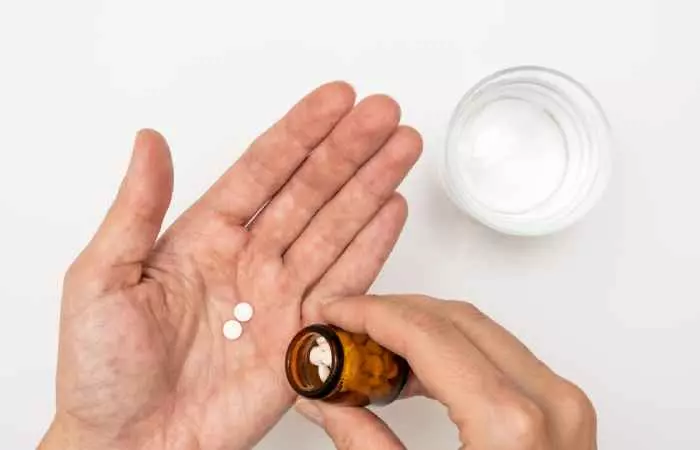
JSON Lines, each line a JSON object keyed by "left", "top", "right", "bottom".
{"left": 285, "top": 324, "right": 345, "bottom": 400}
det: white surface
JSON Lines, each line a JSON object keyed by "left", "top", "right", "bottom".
{"left": 233, "top": 302, "right": 254, "bottom": 323}
{"left": 1, "top": 1, "right": 699, "bottom": 449}
{"left": 222, "top": 319, "right": 243, "bottom": 341}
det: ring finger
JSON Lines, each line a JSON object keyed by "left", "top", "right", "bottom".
{"left": 284, "top": 126, "right": 422, "bottom": 287}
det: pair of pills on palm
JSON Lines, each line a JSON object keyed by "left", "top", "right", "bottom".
{"left": 222, "top": 302, "right": 254, "bottom": 341}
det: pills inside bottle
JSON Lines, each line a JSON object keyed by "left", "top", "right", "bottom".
{"left": 285, "top": 324, "right": 409, "bottom": 406}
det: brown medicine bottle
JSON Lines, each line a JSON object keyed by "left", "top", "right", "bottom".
{"left": 285, "top": 324, "right": 409, "bottom": 406}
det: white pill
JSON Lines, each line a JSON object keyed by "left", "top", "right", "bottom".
{"left": 320, "top": 344, "right": 332, "bottom": 364}
{"left": 309, "top": 344, "right": 333, "bottom": 366}
{"left": 309, "top": 346, "right": 325, "bottom": 365}
{"left": 233, "top": 302, "right": 254, "bottom": 322}
{"left": 318, "top": 364, "right": 330, "bottom": 382}
{"left": 222, "top": 319, "right": 243, "bottom": 340}
{"left": 316, "top": 336, "right": 327, "bottom": 345}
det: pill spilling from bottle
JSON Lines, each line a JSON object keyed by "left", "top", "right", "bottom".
{"left": 308, "top": 336, "right": 332, "bottom": 382}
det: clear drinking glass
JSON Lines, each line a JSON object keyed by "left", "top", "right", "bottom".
{"left": 442, "top": 66, "right": 612, "bottom": 236}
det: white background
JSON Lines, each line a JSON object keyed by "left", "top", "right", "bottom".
{"left": 1, "top": 1, "right": 698, "bottom": 448}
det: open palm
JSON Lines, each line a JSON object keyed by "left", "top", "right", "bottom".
{"left": 42, "top": 82, "right": 422, "bottom": 450}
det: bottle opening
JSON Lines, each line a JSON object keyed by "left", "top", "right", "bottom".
{"left": 285, "top": 325, "right": 344, "bottom": 399}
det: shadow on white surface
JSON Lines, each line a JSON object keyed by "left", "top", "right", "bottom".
{"left": 257, "top": 398, "right": 458, "bottom": 449}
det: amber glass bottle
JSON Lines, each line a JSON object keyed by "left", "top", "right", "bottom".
{"left": 285, "top": 324, "right": 409, "bottom": 406}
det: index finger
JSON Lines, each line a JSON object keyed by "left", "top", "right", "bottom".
{"left": 321, "top": 295, "right": 507, "bottom": 413}
{"left": 198, "top": 81, "right": 356, "bottom": 225}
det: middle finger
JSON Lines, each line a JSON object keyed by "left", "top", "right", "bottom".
{"left": 248, "top": 95, "right": 400, "bottom": 253}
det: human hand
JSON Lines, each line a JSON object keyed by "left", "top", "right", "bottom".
{"left": 39, "top": 82, "right": 422, "bottom": 450}
{"left": 296, "top": 295, "right": 597, "bottom": 449}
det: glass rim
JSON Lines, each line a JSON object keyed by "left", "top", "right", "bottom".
{"left": 443, "top": 66, "right": 612, "bottom": 236}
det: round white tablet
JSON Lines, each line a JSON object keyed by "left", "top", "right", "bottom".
{"left": 233, "top": 302, "right": 254, "bottom": 322}
{"left": 222, "top": 319, "right": 243, "bottom": 341}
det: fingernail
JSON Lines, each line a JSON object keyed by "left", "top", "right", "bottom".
{"left": 295, "top": 399, "right": 324, "bottom": 426}
{"left": 128, "top": 130, "right": 149, "bottom": 170}
{"left": 133, "top": 129, "right": 150, "bottom": 149}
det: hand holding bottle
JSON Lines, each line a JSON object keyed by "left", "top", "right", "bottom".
{"left": 296, "top": 295, "right": 597, "bottom": 450}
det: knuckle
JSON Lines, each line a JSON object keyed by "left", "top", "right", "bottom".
{"left": 337, "top": 146, "right": 369, "bottom": 170}
{"left": 322, "top": 133, "right": 370, "bottom": 179}
{"left": 399, "top": 301, "right": 448, "bottom": 336}
{"left": 415, "top": 294, "right": 436, "bottom": 303}
{"left": 498, "top": 395, "right": 548, "bottom": 449}
{"left": 289, "top": 164, "right": 332, "bottom": 199}
{"left": 327, "top": 424, "right": 361, "bottom": 450}
{"left": 447, "top": 300, "right": 485, "bottom": 321}
{"left": 550, "top": 379, "right": 597, "bottom": 435}
{"left": 334, "top": 433, "right": 355, "bottom": 450}
{"left": 354, "top": 170, "right": 390, "bottom": 205}
{"left": 241, "top": 150, "right": 281, "bottom": 191}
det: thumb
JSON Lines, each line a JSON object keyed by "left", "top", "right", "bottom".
{"left": 72, "top": 129, "right": 173, "bottom": 291}
{"left": 295, "top": 400, "right": 405, "bottom": 450}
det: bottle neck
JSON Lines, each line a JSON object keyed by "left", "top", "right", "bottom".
{"left": 285, "top": 324, "right": 345, "bottom": 400}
